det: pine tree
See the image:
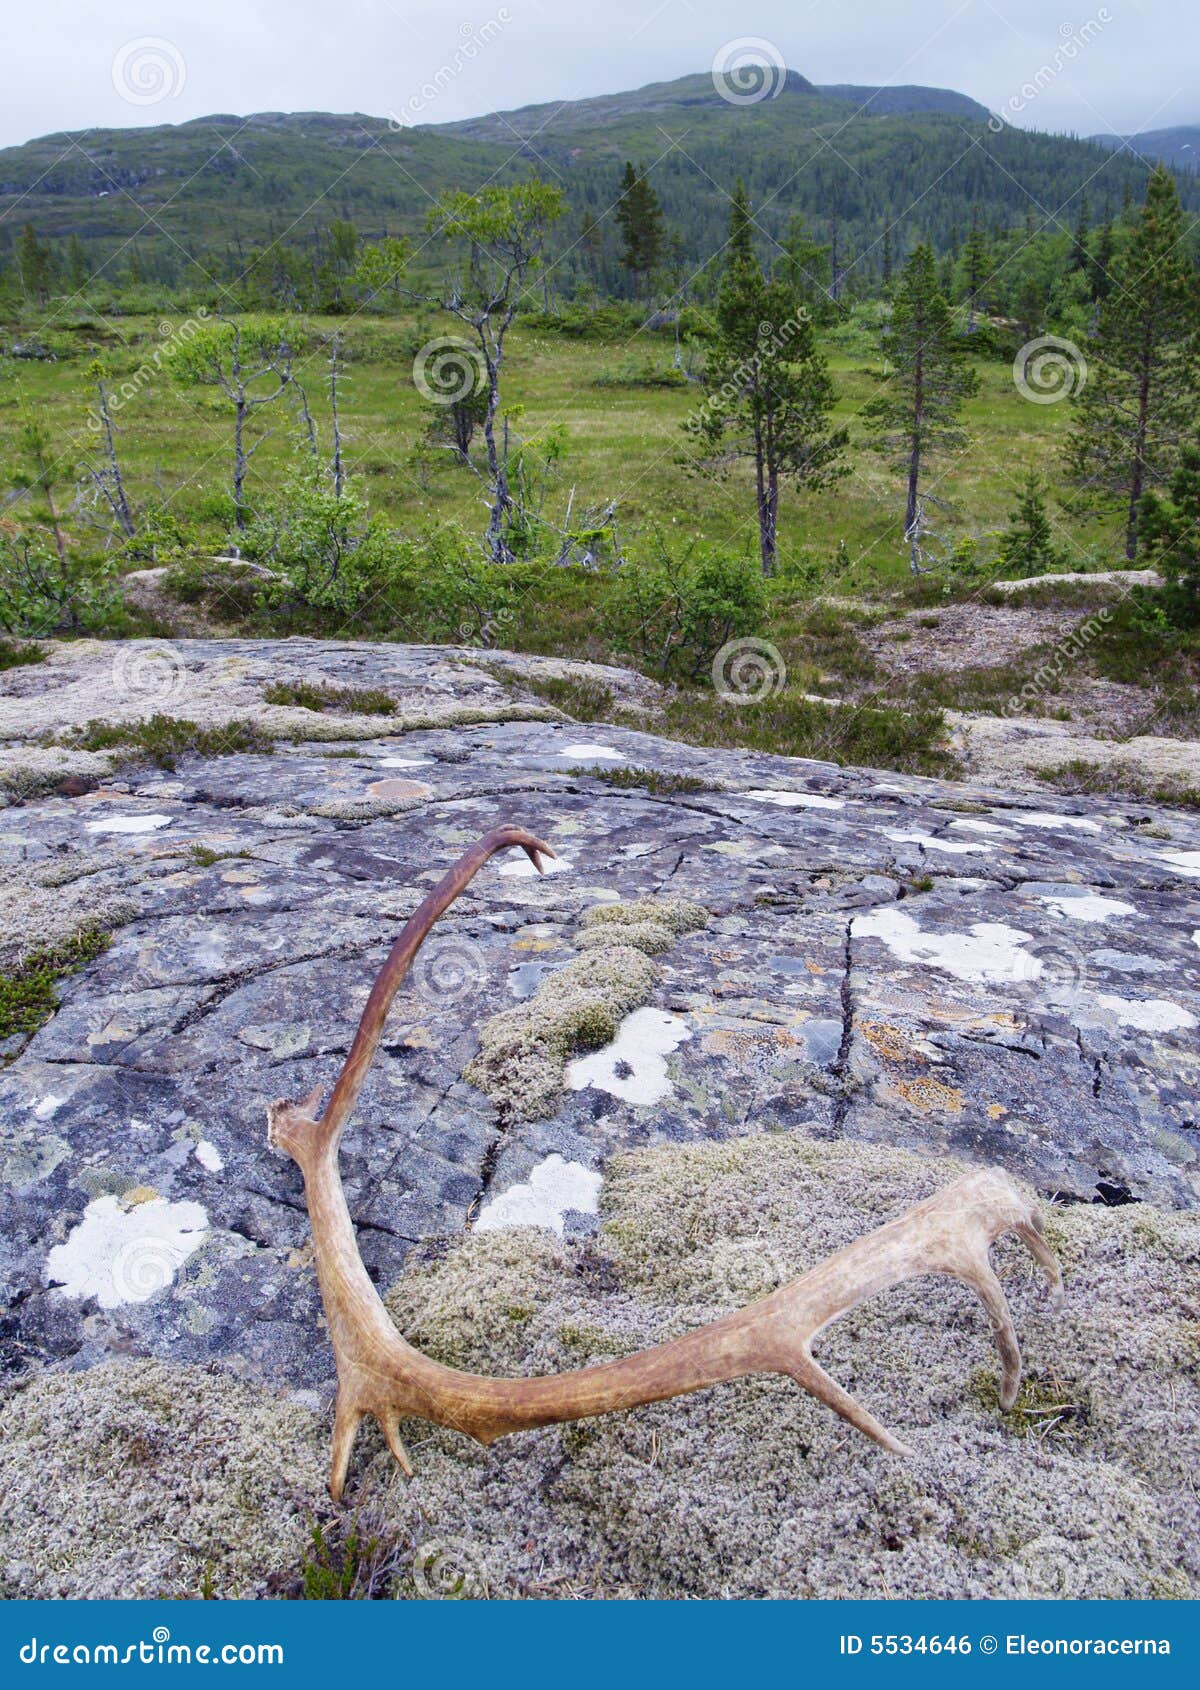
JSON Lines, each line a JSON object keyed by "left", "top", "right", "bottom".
{"left": 1065, "top": 165, "right": 1199, "bottom": 560}
{"left": 998, "top": 472, "right": 1062, "bottom": 577}
{"left": 865, "top": 243, "right": 980, "bottom": 570}
{"left": 614, "top": 163, "right": 665, "bottom": 298}
{"left": 693, "top": 182, "right": 848, "bottom": 576}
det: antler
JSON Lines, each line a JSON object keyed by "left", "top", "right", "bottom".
{"left": 269, "top": 825, "right": 1064, "bottom": 1500}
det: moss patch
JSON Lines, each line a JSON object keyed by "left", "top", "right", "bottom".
{"left": 0, "top": 1359, "right": 329, "bottom": 1599}
{"left": 357, "top": 1135, "right": 1200, "bottom": 1600}
{"left": 464, "top": 897, "right": 707, "bottom": 1118}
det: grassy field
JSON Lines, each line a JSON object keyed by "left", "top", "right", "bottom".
{"left": 0, "top": 303, "right": 1119, "bottom": 587}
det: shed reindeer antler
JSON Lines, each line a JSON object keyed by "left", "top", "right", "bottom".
{"left": 269, "top": 824, "right": 1064, "bottom": 1501}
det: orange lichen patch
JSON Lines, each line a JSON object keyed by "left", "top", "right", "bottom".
{"left": 988, "top": 1103, "right": 1008, "bottom": 1119}
{"left": 860, "top": 1020, "right": 926, "bottom": 1065}
{"left": 892, "top": 1076, "right": 965, "bottom": 1116}
{"left": 366, "top": 779, "right": 433, "bottom": 801}
{"left": 513, "top": 935, "right": 561, "bottom": 953}
{"left": 121, "top": 1186, "right": 159, "bottom": 1208}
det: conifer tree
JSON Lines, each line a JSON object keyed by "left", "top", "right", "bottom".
{"left": 865, "top": 244, "right": 979, "bottom": 570}
{"left": 998, "top": 472, "right": 1062, "bottom": 576}
{"left": 1139, "top": 443, "right": 1200, "bottom": 623}
{"left": 693, "top": 182, "right": 848, "bottom": 576}
{"left": 16, "top": 223, "right": 52, "bottom": 304}
{"left": 614, "top": 163, "right": 665, "bottom": 298}
{"left": 1065, "top": 165, "right": 1199, "bottom": 559}
{"left": 960, "top": 214, "right": 990, "bottom": 330}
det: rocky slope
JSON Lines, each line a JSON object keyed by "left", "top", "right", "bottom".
{"left": 1, "top": 639, "right": 1197, "bottom": 1599}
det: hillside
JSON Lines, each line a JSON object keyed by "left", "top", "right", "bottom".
{"left": 0, "top": 70, "right": 1193, "bottom": 288}
{"left": 1089, "top": 124, "right": 1200, "bottom": 170}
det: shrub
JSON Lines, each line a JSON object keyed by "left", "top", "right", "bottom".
{"left": 0, "top": 532, "right": 119, "bottom": 637}
{"left": 243, "top": 469, "right": 404, "bottom": 618}
{"left": 604, "top": 531, "right": 767, "bottom": 682}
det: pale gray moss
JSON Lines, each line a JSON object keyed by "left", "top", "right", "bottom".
{"left": 0, "top": 860, "right": 137, "bottom": 973}
{"left": 464, "top": 898, "right": 707, "bottom": 1118}
{"left": 0, "top": 1359, "right": 329, "bottom": 1599}
{"left": 352, "top": 1135, "right": 1199, "bottom": 1600}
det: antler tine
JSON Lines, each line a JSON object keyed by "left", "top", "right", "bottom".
{"left": 268, "top": 829, "right": 1064, "bottom": 1500}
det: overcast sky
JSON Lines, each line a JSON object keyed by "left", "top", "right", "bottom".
{"left": 3, "top": 0, "right": 1194, "bottom": 150}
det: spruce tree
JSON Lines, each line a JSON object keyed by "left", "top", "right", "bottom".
{"left": 998, "top": 472, "right": 1062, "bottom": 577}
{"left": 1139, "top": 444, "right": 1200, "bottom": 623}
{"left": 865, "top": 243, "right": 979, "bottom": 570}
{"left": 1065, "top": 165, "right": 1199, "bottom": 560}
{"left": 615, "top": 163, "right": 665, "bottom": 298}
{"left": 960, "top": 214, "right": 990, "bottom": 330}
{"left": 16, "top": 223, "right": 52, "bottom": 304}
{"left": 693, "top": 182, "right": 848, "bottom": 576}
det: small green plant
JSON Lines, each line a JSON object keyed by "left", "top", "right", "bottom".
{"left": 262, "top": 680, "right": 396, "bottom": 715}
{"left": 518, "top": 673, "right": 614, "bottom": 719}
{"left": 294, "top": 1518, "right": 402, "bottom": 1600}
{"left": 0, "top": 638, "right": 45, "bottom": 671}
{"left": 566, "top": 763, "right": 715, "bottom": 795}
{"left": 68, "top": 714, "right": 276, "bottom": 770}
{"left": 0, "top": 927, "right": 111, "bottom": 1042}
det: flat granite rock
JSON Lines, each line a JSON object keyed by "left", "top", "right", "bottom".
{"left": 2, "top": 639, "right": 1199, "bottom": 1396}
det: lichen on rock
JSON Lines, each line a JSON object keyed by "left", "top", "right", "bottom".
{"left": 464, "top": 897, "right": 707, "bottom": 1118}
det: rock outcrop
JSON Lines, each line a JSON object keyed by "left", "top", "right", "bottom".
{"left": 1, "top": 639, "right": 1197, "bottom": 1598}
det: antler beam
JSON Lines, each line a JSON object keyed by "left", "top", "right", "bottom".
{"left": 269, "top": 825, "right": 1063, "bottom": 1501}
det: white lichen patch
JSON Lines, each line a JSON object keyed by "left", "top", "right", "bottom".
{"left": 950, "top": 818, "right": 1016, "bottom": 837}
{"left": 1035, "top": 891, "right": 1137, "bottom": 924}
{"left": 84, "top": 813, "right": 174, "bottom": 835}
{"left": 497, "top": 853, "right": 571, "bottom": 877}
{"left": 1091, "top": 994, "right": 1197, "bottom": 1033}
{"left": 194, "top": 1140, "right": 224, "bottom": 1173}
{"left": 31, "top": 1094, "right": 66, "bottom": 1119}
{"left": 567, "top": 1006, "right": 691, "bottom": 1105}
{"left": 1161, "top": 850, "right": 1200, "bottom": 878}
{"left": 1008, "top": 811, "right": 1101, "bottom": 834}
{"left": 377, "top": 755, "right": 435, "bottom": 767}
{"left": 556, "top": 743, "right": 627, "bottom": 761}
{"left": 45, "top": 1194, "right": 208, "bottom": 1309}
{"left": 853, "top": 907, "right": 1039, "bottom": 984}
{"left": 744, "top": 789, "right": 846, "bottom": 810}
{"left": 475, "top": 1154, "right": 602, "bottom": 1236}
{"left": 885, "top": 829, "right": 992, "bottom": 855}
